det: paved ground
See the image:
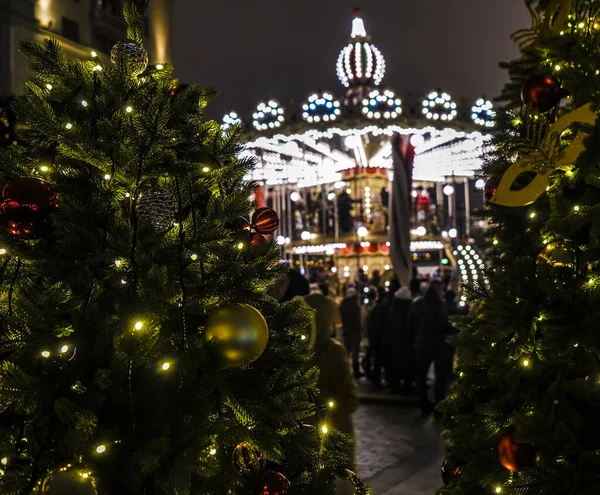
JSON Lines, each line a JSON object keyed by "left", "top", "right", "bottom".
{"left": 355, "top": 404, "right": 445, "bottom": 494}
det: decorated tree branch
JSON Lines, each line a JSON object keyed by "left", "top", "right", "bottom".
{"left": 440, "top": 0, "right": 600, "bottom": 493}
{"left": 0, "top": 1, "right": 367, "bottom": 494}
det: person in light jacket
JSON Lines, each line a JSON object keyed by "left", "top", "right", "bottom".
{"left": 310, "top": 288, "right": 359, "bottom": 466}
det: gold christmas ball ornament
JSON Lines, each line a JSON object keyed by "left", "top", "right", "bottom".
{"left": 41, "top": 464, "right": 97, "bottom": 495}
{"left": 110, "top": 41, "right": 148, "bottom": 76}
{"left": 232, "top": 442, "right": 266, "bottom": 478}
{"left": 204, "top": 304, "right": 269, "bottom": 368}
{"left": 536, "top": 242, "right": 573, "bottom": 268}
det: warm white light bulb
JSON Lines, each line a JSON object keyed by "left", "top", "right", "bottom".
{"left": 321, "top": 425, "right": 328, "bottom": 434}
{"left": 125, "top": 106, "right": 133, "bottom": 113}
{"left": 96, "top": 445, "right": 106, "bottom": 454}
{"left": 156, "top": 64, "right": 164, "bottom": 70}
{"left": 41, "top": 351, "right": 50, "bottom": 358}
{"left": 104, "top": 174, "right": 111, "bottom": 180}
{"left": 0, "top": 249, "right": 6, "bottom": 255}
{"left": 46, "top": 84, "right": 53, "bottom": 90}
{"left": 60, "top": 345, "right": 69, "bottom": 353}
{"left": 40, "top": 165, "right": 49, "bottom": 172}
{"left": 65, "top": 123, "right": 73, "bottom": 129}
{"left": 81, "top": 100, "right": 88, "bottom": 107}
{"left": 161, "top": 362, "right": 170, "bottom": 371}
{"left": 209, "top": 448, "right": 217, "bottom": 455}
{"left": 134, "top": 321, "right": 143, "bottom": 331}
{"left": 191, "top": 254, "right": 198, "bottom": 261}
{"left": 202, "top": 166, "right": 210, "bottom": 173}
{"left": 91, "top": 51, "right": 97, "bottom": 57}
{"left": 237, "top": 242, "right": 244, "bottom": 250}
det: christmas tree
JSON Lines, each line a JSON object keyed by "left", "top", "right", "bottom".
{"left": 0, "top": 1, "right": 366, "bottom": 493}
{"left": 439, "top": 0, "right": 600, "bottom": 493}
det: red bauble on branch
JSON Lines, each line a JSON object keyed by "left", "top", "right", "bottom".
{"left": 496, "top": 426, "right": 536, "bottom": 472}
{"left": 441, "top": 456, "right": 462, "bottom": 485}
{"left": 0, "top": 178, "right": 58, "bottom": 239}
{"left": 484, "top": 178, "right": 498, "bottom": 202}
{"left": 257, "top": 471, "right": 289, "bottom": 495}
{"left": 251, "top": 207, "right": 279, "bottom": 235}
{"left": 250, "top": 232, "right": 267, "bottom": 247}
{"left": 521, "top": 74, "right": 562, "bottom": 113}
{"left": 170, "top": 83, "right": 190, "bottom": 97}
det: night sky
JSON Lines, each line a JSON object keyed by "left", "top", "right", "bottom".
{"left": 173, "top": 0, "right": 529, "bottom": 120}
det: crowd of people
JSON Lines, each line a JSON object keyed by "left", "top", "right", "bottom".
{"left": 270, "top": 267, "right": 464, "bottom": 484}
{"left": 339, "top": 275, "right": 463, "bottom": 416}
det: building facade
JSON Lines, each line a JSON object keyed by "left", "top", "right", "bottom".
{"left": 0, "top": 0, "right": 172, "bottom": 97}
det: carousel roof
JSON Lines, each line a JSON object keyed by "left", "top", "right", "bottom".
{"left": 226, "top": 8, "right": 495, "bottom": 186}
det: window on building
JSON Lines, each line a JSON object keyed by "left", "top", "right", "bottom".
{"left": 61, "top": 17, "right": 80, "bottom": 42}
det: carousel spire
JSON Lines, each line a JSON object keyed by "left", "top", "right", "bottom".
{"left": 351, "top": 7, "right": 368, "bottom": 39}
{"left": 336, "top": 8, "right": 386, "bottom": 88}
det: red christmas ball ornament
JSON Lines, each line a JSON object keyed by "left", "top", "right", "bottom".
{"left": 496, "top": 426, "right": 536, "bottom": 472}
{"left": 251, "top": 207, "right": 279, "bottom": 235}
{"left": 521, "top": 74, "right": 562, "bottom": 112}
{"left": 0, "top": 178, "right": 58, "bottom": 239}
{"left": 232, "top": 443, "right": 266, "bottom": 478}
{"left": 484, "top": 178, "right": 498, "bottom": 202}
{"left": 250, "top": 232, "right": 267, "bottom": 247}
{"left": 441, "top": 456, "right": 462, "bottom": 485}
{"left": 258, "top": 471, "right": 289, "bottom": 495}
{"left": 170, "top": 83, "right": 190, "bottom": 97}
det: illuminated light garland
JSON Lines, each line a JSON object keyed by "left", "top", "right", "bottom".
{"left": 410, "top": 241, "right": 444, "bottom": 251}
{"left": 422, "top": 91, "right": 458, "bottom": 121}
{"left": 362, "top": 89, "right": 402, "bottom": 119}
{"left": 293, "top": 243, "right": 347, "bottom": 254}
{"left": 243, "top": 125, "right": 491, "bottom": 185}
{"left": 302, "top": 92, "right": 342, "bottom": 123}
{"left": 456, "top": 245, "right": 486, "bottom": 288}
{"left": 471, "top": 98, "right": 495, "bottom": 127}
{"left": 222, "top": 111, "right": 241, "bottom": 131}
{"left": 252, "top": 100, "right": 285, "bottom": 131}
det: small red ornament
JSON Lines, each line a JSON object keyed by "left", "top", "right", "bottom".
{"left": 0, "top": 178, "right": 58, "bottom": 239}
{"left": 251, "top": 207, "right": 279, "bottom": 235}
{"left": 521, "top": 74, "right": 561, "bottom": 113}
{"left": 441, "top": 456, "right": 462, "bottom": 485}
{"left": 170, "top": 83, "right": 190, "bottom": 97}
{"left": 484, "top": 178, "right": 498, "bottom": 202}
{"left": 258, "top": 471, "right": 289, "bottom": 495}
{"left": 232, "top": 443, "right": 266, "bottom": 478}
{"left": 496, "top": 426, "right": 536, "bottom": 472}
{"left": 250, "top": 232, "right": 267, "bottom": 247}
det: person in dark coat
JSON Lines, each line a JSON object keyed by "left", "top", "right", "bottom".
{"left": 270, "top": 268, "right": 310, "bottom": 303}
{"left": 340, "top": 287, "right": 363, "bottom": 378}
{"left": 408, "top": 279, "right": 451, "bottom": 415}
{"left": 366, "top": 287, "right": 388, "bottom": 389}
{"left": 337, "top": 190, "right": 359, "bottom": 233}
{"left": 388, "top": 286, "right": 415, "bottom": 395}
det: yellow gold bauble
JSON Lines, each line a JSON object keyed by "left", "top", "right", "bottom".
{"left": 204, "top": 303, "right": 269, "bottom": 368}
{"left": 536, "top": 242, "right": 573, "bottom": 268}
{"left": 40, "top": 464, "right": 97, "bottom": 495}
